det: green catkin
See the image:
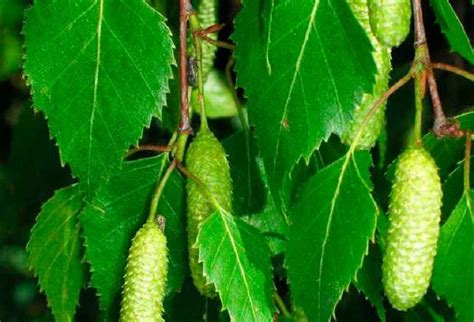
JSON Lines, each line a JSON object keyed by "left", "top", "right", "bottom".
{"left": 120, "top": 220, "right": 168, "bottom": 322}
{"left": 383, "top": 147, "right": 442, "bottom": 310}
{"left": 368, "top": 0, "right": 412, "bottom": 47}
{"left": 341, "top": 0, "right": 392, "bottom": 150}
{"left": 197, "top": 0, "right": 217, "bottom": 80}
{"left": 186, "top": 128, "right": 232, "bottom": 297}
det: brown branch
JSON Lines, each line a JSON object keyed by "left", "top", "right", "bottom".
{"left": 199, "top": 34, "right": 235, "bottom": 50}
{"left": 126, "top": 145, "right": 173, "bottom": 157}
{"left": 412, "top": 0, "right": 426, "bottom": 46}
{"left": 201, "top": 23, "right": 225, "bottom": 35}
{"left": 194, "top": 24, "right": 235, "bottom": 50}
{"left": 350, "top": 70, "right": 415, "bottom": 152}
{"left": 432, "top": 62, "right": 474, "bottom": 81}
{"left": 179, "top": 0, "right": 193, "bottom": 134}
{"left": 411, "top": 0, "right": 464, "bottom": 138}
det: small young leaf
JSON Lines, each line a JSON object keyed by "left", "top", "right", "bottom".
{"left": 432, "top": 192, "right": 474, "bottom": 322}
{"left": 27, "top": 184, "right": 86, "bottom": 322}
{"left": 23, "top": 0, "right": 174, "bottom": 192}
{"left": 80, "top": 156, "right": 186, "bottom": 313}
{"left": 287, "top": 151, "right": 377, "bottom": 322}
{"left": 197, "top": 210, "right": 275, "bottom": 322}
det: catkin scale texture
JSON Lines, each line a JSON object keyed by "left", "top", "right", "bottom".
{"left": 186, "top": 129, "right": 232, "bottom": 297}
{"left": 368, "top": 0, "right": 412, "bottom": 47}
{"left": 120, "top": 221, "right": 168, "bottom": 322}
{"left": 383, "top": 147, "right": 442, "bottom": 310}
{"left": 342, "top": 0, "right": 391, "bottom": 150}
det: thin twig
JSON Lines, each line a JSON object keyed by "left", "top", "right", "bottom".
{"left": 432, "top": 62, "right": 474, "bottom": 81}
{"left": 175, "top": 161, "right": 222, "bottom": 210}
{"left": 412, "top": 0, "right": 446, "bottom": 126}
{"left": 426, "top": 68, "right": 447, "bottom": 131}
{"left": 412, "top": 0, "right": 426, "bottom": 46}
{"left": 189, "top": 13, "right": 209, "bottom": 131}
{"left": 200, "top": 35, "right": 235, "bottom": 50}
{"left": 412, "top": 0, "right": 464, "bottom": 138}
{"left": 273, "top": 292, "right": 291, "bottom": 318}
{"left": 148, "top": 159, "right": 177, "bottom": 221}
{"left": 126, "top": 145, "right": 173, "bottom": 157}
{"left": 179, "top": 0, "right": 192, "bottom": 134}
{"left": 349, "top": 71, "right": 415, "bottom": 153}
{"left": 193, "top": 23, "right": 235, "bottom": 50}
{"left": 414, "top": 70, "right": 424, "bottom": 147}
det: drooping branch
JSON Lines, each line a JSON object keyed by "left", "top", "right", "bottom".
{"left": 432, "top": 63, "right": 474, "bottom": 81}
{"left": 178, "top": 0, "right": 193, "bottom": 134}
{"left": 411, "top": 0, "right": 464, "bottom": 138}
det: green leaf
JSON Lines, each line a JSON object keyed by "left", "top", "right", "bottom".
{"left": 430, "top": 0, "right": 474, "bottom": 64}
{"left": 423, "top": 135, "right": 465, "bottom": 179}
{"left": 418, "top": 111, "right": 474, "bottom": 180}
{"left": 197, "top": 210, "right": 275, "bottom": 322}
{"left": 23, "top": 0, "right": 174, "bottom": 192}
{"left": 243, "top": 206, "right": 288, "bottom": 257}
{"left": 432, "top": 191, "right": 474, "bottom": 322}
{"left": 191, "top": 69, "right": 238, "bottom": 119}
{"left": 354, "top": 245, "right": 386, "bottom": 322}
{"left": 287, "top": 151, "right": 377, "bottom": 322}
{"left": 27, "top": 184, "right": 86, "bottom": 322}
{"left": 223, "top": 130, "right": 266, "bottom": 215}
{"left": 233, "top": 0, "right": 375, "bottom": 211}
{"left": 80, "top": 155, "right": 186, "bottom": 313}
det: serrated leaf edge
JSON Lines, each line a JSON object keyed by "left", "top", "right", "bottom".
{"left": 26, "top": 183, "right": 86, "bottom": 322}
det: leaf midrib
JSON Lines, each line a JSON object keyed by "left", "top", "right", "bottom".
{"left": 88, "top": 0, "right": 104, "bottom": 187}
{"left": 220, "top": 213, "right": 259, "bottom": 321}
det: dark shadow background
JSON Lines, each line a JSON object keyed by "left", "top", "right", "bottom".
{"left": 1, "top": 0, "right": 473, "bottom": 321}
